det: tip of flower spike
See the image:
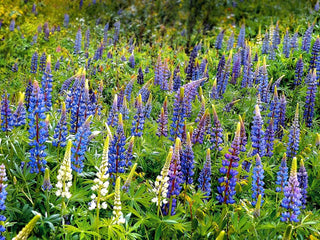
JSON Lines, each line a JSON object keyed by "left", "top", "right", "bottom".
{"left": 236, "top": 122, "right": 241, "bottom": 135}
{"left": 85, "top": 80, "right": 89, "bottom": 90}
{"left": 206, "top": 148, "right": 211, "bottom": 158}
{"left": 300, "top": 159, "right": 305, "bottom": 168}
{"left": 295, "top": 103, "right": 299, "bottom": 117}
{"left": 312, "top": 68, "right": 317, "bottom": 77}
{"left": 282, "top": 152, "right": 287, "bottom": 161}
{"left": 179, "top": 87, "right": 185, "bottom": 99}
{"left": 118, "top": 113, "right": 123, "bottom": 126}
{"left": 291, "top": 157, "right": 298, "bottom": 174}
{"left": 239, "top": 115, "right": 243, "bottom": 123}
{"left": 255, "top": 105, "right": 261, "bottom": 117}
{"left": 254, "top": 194, "right": 262, "bottom": 217}
{"left": 115, "top": 177, "right": 121, "bottom": 192}
{"left": 204, "top": 108, "right": 209, "bottom": 116}
{"left": 212, "top": 104, "right": 217, "bottom": 114}
{"left": 174, "top": 138, "right": 181, "bottom": 151}
{"left": 104, "top": 135, "right": 110, "bottom": 152}
{"left": 47, "top": 55, "right": 51, "bottom": 64}
{"left": 199, "top": 86, "right": 203, "bottom": 96}
{"left": 161, "top": 107, "right": 164, "bottom": 115}
{"left": 147, "top": 93, "right": 152, "bottom": 104}
{"left": 85, "top": 115, "right": 93, "bottom": 125}
{"left": 263, "top": 56, "right": 266, "bottom": 68}
{"left": 273, "top": 85, "right": 278, "bottom": 97}
{"left": 137, "top": 94, "right": 142, "bottom": 104}
{"left": 44, "top": 168, "right": 50, "bottom": 179}
{"left": 299, "top": 54, "right": 302, "bottom": 59}
{"left": 316, "top": 133, "right": 320, "bottom": 146}
{"left": 45, "top": 114, "right": 50, "bottom": 123}
{"left": 255, "top": 154, "right": 261, "bottom": 164}
{"left": 33, "top": 80, "right": 39, "bottom": 88}
{"left": 216, "top": 230, "right": 225, "bottom": 240}
{"left": 19, "top": 92, "right": 25, "bottom": 103}
{"left": 187, "top": 132, "right": 191, "bottom": 145}
{"left": 61, "top": 101, "right": 66, "bottom": 112}
{"left": 213, "top": 79, "right": 217, "bottom": 87}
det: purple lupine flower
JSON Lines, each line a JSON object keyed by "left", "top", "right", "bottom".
{"left": 297, "top": 159, "right": 308, "bottom": 209}
{"left": 262, "top": 31, "right": 269, "bottom": 54}
{"left": 276, "top": 153, "right": 288, "bottom": 192}
{"left": 129, "top": 53, "right": 135, "bottom": 68}
{"left": 239, "top": 115, "right": 247, "bottom": 152}
{"left": 71, "top": 116, "right": 92, "bottom": 173}
{"left": 231, "top": 51, "right": 241, "bottom": 85}
{"left": 157, "top": 97, "right": 168, "bottom": 137}
{"left": 131, "top": 94, "right": 145, "bottom": 137}
{"left": 42, "top": 168, "right": 52, "bottom": 191}
{"left": 125, "top": 137, "right": 134, "bottom": 167}
{"left": 137, "top": 66, "right": 144, "bottom": 85}
{"left": 39, "top": 52, "right": 46, "bottom": 72}
{"left": 28, "top": 81, "right": 48, "bottom": 173}
{"left": 107, "top": 94, "right": 119, "bottom": 128}
{"left": 169, "top": 88, "right": 186, "bottom": 141}
{"left": 186, "top": 46, "right": 199, "bottom": 82}
{"left": 294, "top": 55, "right": 304, "bottom": 86}
{"left": 53, "top": 102, "right": 68, "bottom": 147}
{"left": 173, "top": 65, "right": 181, "bottom": 92}
{"left": 13, "top": 92, "right": 26, "bottom": 127}
{"left": 30, "top": 51, "right": 38, "bottom": 73}
{"left": 55, "top": 57, "right": 61, "bottom": 71}
{"left": 210, "top": 105, "right": 223, "bottom": 151}
{"left": 184, "top": 78, "right": 205, "bottom": 117}
{"left": 304, "top": 69, "right": 317, "bottom": 127}
{"left": 159, "top": 59, "right": 169, "bottom": 90}
{"left": 25, "top": 79, "right": 33, "bottom": 110}
{"left": 216, "top": 54, "right": 225, "bottom": 93}
{"left": 138, "top": 82, "right": 151, "bottom": 103}
{"left": 12, "top": 62, "right": 18, "bottom": 72}
{"left": 242, "top": 47, "right": 253, "bottom": 88}
{"left": 181, "top": 132, "right": 195, "bottom": 185}
{"left": 64, "top": 14, "right": 69, "bottom": 28}
{"left": 217, "top": 123, "right": 241, "bottom": 204}
{"left": 268, "top": 86, "right": 280, "bottom": 131}
{"left": 251, "top": 105, "right": 266, "bottom": 157}
{"left": 103, "top": 23, "right": 109, "bottom": 46}
{"left": 1, "top": 92, "right": 13, "bottom": 132}
{"left": 198, "top": 149, "right": 212, "bottom": 198}
{"left": 281, "top": 157, "right": 302, "bottom": 222}
{"left": 120, "top": 95, "right": 129, "bottom": 120}
{"left": 258, "top": 57, "right": 269, "bottom": 103}
{"left": 162, "top": 138, "right": 183, "bottom": 216}
{"left": 217, "top": 51, "right": 232, "bottom": 98}
{"left": 0, "top": 164, "right": 7, "bottom": 237}
{"left": 31, "top": 33, "right": 38, "bottom": 45}
{"left": 85, "top": 28, "right": 90, "bottom": 50}
{"left": 253, "top": 60, "right": 261, "bottom": 84}
{"left": 309, "top": 37, "right": 320, "bottom": 71}
{"left": 192, "top": 109, "right": 209, "bottom": 145}
{"left": 113, "top": 21, "right": 121, "bottom": 45}
{"left": 282, "top": 29, "right": 291, "bottom": 58}
{"left": 210, "top": 79, "right": 218, "bottom": 99}
{"left": 277, "top": 93, "right": 287, "bottom": 139}
{"left": 124, "top": 77, "right": 135, "bottom": 102}
{"left": 227, "top": 32, "right": 234, "bottom": 51}
{"left": 41, "top": 56, "right": 53, "bottom": 111}
{"left": 290, "top": 30, "right": 298, "bottom": 52}
{"left": 215, "top": 30, "right": 225, "bottom": 50}
{"left": 74, "top": 27, "right": 82, "bottom": 54}
{"left": 252, "top": 154, "right": 265, "bottom": 206}
{"left": 79, "top": 0, "right": 83, "bottom": 9}
{"left": 273, "top": 21, "right": 280, "bottom": 49}
{"left": 144, "top": 93, "right": 152, "bottom": 119}
{"left": 9, "top": 19, "right": 15, "bottom": 31}
{"left": 301, "top": 23, "right": 314, "bottom": 52}
{"left": 154, "top": 55, "right": 162, "bottom": 86}
{"left": 237, "top": 24, "right": 245, "bottom": 48}
{"left": 287, "top": 104, "right": 300, "bottom": 158}
{"left": 265, "top": 118, "right": 275, "bottom": 157}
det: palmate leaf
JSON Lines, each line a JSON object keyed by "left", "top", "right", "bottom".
{"left": 64, "top": 225, "right": 101, "bottom": 239}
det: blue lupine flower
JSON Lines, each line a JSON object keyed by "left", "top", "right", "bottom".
{"left": 131, "top": 95, "right": 145, "bottom": 137}
{"left": 119, "top": 95, "right": 129, "bottom": 120}
{"left": 186, "top": 45, "right": 199, "bottom": 82}
{"left": 281, "top": 157, "right": 302, "bottom": 222}
{"left": 251, "top": 105, "right": 266, "bottom": 157}
{"left": 258, "top": 57, "right": 269, "bottom": 103}
{"left": 282, "top": 29, "right": 291, "bottom": 58}
{"left": 42, "top": 168, "right": 52, "bottom": 191}
{"left": 137, "top": 66, "right": 144, "bottom": 85}
{"left": 268, "top": 86, "right": 280, "bottom": 130}
{"left": 252, "top": 154, "right": 265, "bottom": 207}
{"left": 31, "top": 33, "right": 38, "bottom": 45}
{"left": 169, "top": 88, "right": 186, "bottom": 141}
{"left": 163, "top": 138, "right": 183, "bottom": 216}
{"left": 53, "top": 102, "right": 68, "bottom": 147}
{"left": 265, "top": 118, "right": 275, "bottom": 157}
{"left": 64, "top": 14, "right": 69, "bottom": 27}
{"left": 242, "top": 47, "right": 253, "bottom": 88}
{"left": 262, "top": 31, "right": 269, "bottom": 54}
{"left": 231, "top": 51, "right": 241, "bottom": 85}
{"left": 129, "top": 53, "right": 135, "bottom": 68}
{"left": 144, "top": 93, "right": 152, "bottom": 119}
{"left": 25, "top": 79, "right": 33, "bottom": 110}
{"left": 71, "top": 116, "right": 92, "bottom": 173}
{"left": 108, "top": 114, "right": 126, "bottom": 178}
{"left": 315, "top": 0, "right": 320, "bottom": 11}
{"left": 227, "top": 32, "right": 234, "bottom": 51}
{"left": 79, "top": 0, "right": 83, "bottom": 9}
{"left": 268, "top": 43, "right": 276, "bottom": 60}
{"left": 55, "top": 57, "right": 61, "bottom": 71}
{"left": 125, "top": 137, "right": 134, "bottom": 167}
{"left": 217, "top": 51, "right": 232, "bottom": 98}
{"left": 138, "top": 82, "right": 151, "bottom": 103}
{"left": 237, "top": 24, "right": 245, "bottom": 48}
{"left": 210, "top": 105, "right": 223, "bottom": 151}
{"left": 103, "top": 22, "right": 109, "bottom": 46}
{"left": 216, "top": 54, "right": 225, "bottom": 93}
{"left": 113, "top": 21, "right": 121, "bottom": 45}
{"left": 287, "top": 104, "right": 300, "bottom": 158}
{"left": 85, "top": 28, "right": 90, "bottom": 50}
{"left": 303, "top": 69, "right": 317, "bottom": 127}
{"left": 154, "top": 55, "right": 162, "bottom": 86}
{"left": 124, "top": 77, "right": 134, "bottom": 102}
{"left": 30, "top": 51, "right": 38, "bottom": 73}
{"left": 273, "top": 21, "right": 280, "bottom": 49}
{"left": 297, "top": 159, "right": 308, "bottom": 209}
{"left": 309, "top": 37, "right": 320, "bottom": 71}
{"left": 157, "top": 97, "right": 168, "bottom": 137}
{"left": 290, "top": 30, "right": 299, "bottom": 51}
{"left": 294, "top": 55, "right": 304, "bottom": 86}
{"left": 1, "top": 92, "right": 13, "bottom": 132}
{"left": 39, "top": 52, "right": 46, "bottom": 72}
{"left": 217, "top": 123, "right": 241, "bottom": 204}
{"left": 181, "top": 132, "right": 195, "bottom": 185}
{"left": 0, "top": 164, "right": 7, "bottom": 238}
{"left": 74, "top": 27, "right": 82, "bottom": 54}
{"left": 9, "top": 19, "right": 15, "bottom": 31}
{"left": 107, "top": 94, "right": 119, "bottom": 128}
{"left": 198, "top": 149, "right": 212, "bottom": 198}
{"left": 28, "top": 81, "right": 48, "bottom": 174}
{"left": 41, "top": 55, "right": 53, "bottom": 111}
{"left": 276, "top": 153, "right": 288, "bottom": 193}
{"left": 215, "top": 30, "right": 225, "bottom": 50}
{"left": 211, "top": 79, "right": 218, "bottom": 99}
{"left": 301, "top": 23, "right": 314, "bottom": 53}
{"left": 160, "top": 60, "right": 170, "bottom": 90}
{"left": 192, "top": 109, "right": 209, "bottom": 145}
{"left": 173, "top": 65, "right": 181, "bottom": 92}
{"left": 239, "top": 115, "right": 247, "bottom": 152}
{"left": 13, "top": 92, "right": 26, "bottom": 127}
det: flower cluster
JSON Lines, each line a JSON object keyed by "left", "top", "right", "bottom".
{"left": 30, "top": 51, "right": 38, "bottom": 73}
{"left": 297, "top": 159, "right": 308, "bottom": 209}
{"left": 251, "top": 105, "right": 266, "bottom": 157}
{"left": 276, "top": 153, "right": 288, "bottom": 193}
{"left": 303, "top": 69, "right": 317, "bottom": 127}
{"left": 251, "top": 154, "right": 265, "bottom": 207}
{"left": 198, "top": 149, "right": 212, "bottom": 198}
{"left": 181, "top": 133, "right": 195, "bottom": 186}
{"left": 287, "top": 104, "right": 300, "bottom": 158}
{"left": 74, "top": 27, "right": 82, "bottom": 54}
{"left": 0, "top": 164, "right": 7, "bottom": 238}
{"left": 170, "top": 87, "right": 186, "bottom": 141}
{"left": 1, "top": 92, "right": 13, "bottom": 132}
{"left": 53, "top": 102, "right": 68, "bottom": 147}
{"left": 131, "top": 94, "right": 146, "bottom": 137}
{"left": 112, "top": 177, "right": 125, "bottom": 224}
{"left": 156, "top": 98, "right": 168, "bottom": 137}
{"left": 41, "top": 55, "right": 53, "bottom": 111}
{"left": 42, "top": 168, "right": 52, "bottom": 191}
{"left": 13, "top": 92, "right": 26, "bottom": 127}
{"left": 211, "top": 105, "right": 223, "bottom": 151}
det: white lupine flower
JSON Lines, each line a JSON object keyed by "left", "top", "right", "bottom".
{"left": 152, "top": 147, "right": 173, "bottom": 206}
{"left": 56, "top": 140, "right": 73, "bottom": 199}
{"left": 112, "top": 177, "right": 125, "bottom": 225}
{"left": 101, "top": 202, "right": 108, "bottom": 209}
{"left": 89, "top": 136, "right": 110, "bottom": 210}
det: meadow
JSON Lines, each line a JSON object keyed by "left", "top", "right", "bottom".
{"left": 0, "top": 0, "right": 320, "bottom": 239}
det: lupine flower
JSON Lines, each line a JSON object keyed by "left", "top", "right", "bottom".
{"left": 39, "top": 52, "right": 46, "bottom": 72}
{"left": 251, "top": 154, "right": 265, "bottom": 207}
{"left": 137, "top": 66, "right": 144, "bottom": 85}
{"left": 227, "top": 32, "right": 234, "bottom": 51}
{"left": 89, "top": 136, "right": 110, "bottom": 211}
{"left": 217, "top": 51, "right": 232, "bottom": 98}
{"left": 162, "top": 138, "right": 183, "bottom": 216}
{"left": 64, "top": 14, "right": 69, "bottom": 28}
{"left": 265, "top": 118, "right": 275, "bottom": 157}
{"left": 237, "top": 24, "right": 245, "bottom": 48}
{"left": 287, "top": 104, "right": 300, "bottom": 158}
{"left": 125, "top": 137, "right": 134, "bottom": 167}
{"left": 316, "top": 133, "right": 320, "bottom": 147}
{"left": 210, "top": 104, "right": 223, "bottom": 151}
{"left": 258, "top": 57, "right": 268, "bottom": 103}
{"left": 13, "top": 214, "right": 41, "bottom": 240}
{"left": 211, "top": 79, "right": 218, "bottom": 99}
{"left": 30, "top": 51, "right": 38, "bottom": 73}
{"left": 0, "top": 164, "right": 7, "bottom": 238}
{"left": 56, "top": 140, "right": 73, "bottom": 198}
{"left": 251, "top": 105, "right": 266, "bottom": 157}
{"left": 41, "top": 55, "right": 53, "bottom": 111}
{"left": 170, "top": 87, "right": 186, "bottom": 141}
{"left": 231, "top": 51, "right": 241, "bottom": 84}
{"left": 298, "top": 159, "right": 308, "bottom": 209}
{"left": 281, "top": 157, "right": 302, "bottom": 222}
{"left": 278, "top": 93, "right": 287, "bottom": 138}
{"left": 217, "top": 122, "right": 241, "bottom": 204}
{"left": 215, "top": 30, "right": 225, "bottom": 50}
{"left": 309, "top": 37, "right": 320, "bottom": 71}
{"left": 273, "top": 21, "right": 280, "bottom": 48}
{"left": 198, "top": 149, "right": 212, "bottom": 198}
{"left": 181, "top": 132, "right": 195, "bottom": 186}
{"left": 119, "top": 95, "right": 129, "bottom": 120}
{"left": 152, "top": 147, "right": 173, "bottom": 207}
{"left": 1, "top": 92, "right": 13, "bottom": 132}
{"left": 303, "top": 69, "right": 317, "bottom": 127}
{"left": 173, "top": 66, "right": 181, "bottom": 91}
{"left": 53, "top": 102, "right": 68, "bottom": 147}
{"left": 294, "top": 55, "right": 304, "bottom": 87}
{"left": 103, "top": 22, "right": 109, "bottom": 46}
{"left": 42, "top": 168, "right": 52, "bottom": 191}
{"left": 107, "top": 94, "right": 119, "bottom": 128}
{"left": 290, "top": 30, "right": 299, "bottom": 52}
{"left": 12, "top": 61, "right": 18, "bottom": 72}
{"left": 242, "top": 47, "right": 253, "bottom": 88}
{"left": 71, "top": 115, "right": 92, "bottom": 173}
{"left": 9, "top": 18, "right": 15, "bottom": 31}
{"left": 144, "top": 92, "right": 152, "bottom": 118}
{"left": 301, "top": 23, "right": 314, "bottom": 53}
{"left": 84, "top": 28, "right": 90, "bottom": 50}
{"left": 131, "top": 94, "right": 145, "bottom": 137}
{"left": 138, "top": 81, "right": 151, "bottom": 103}
{"left": 186, "top": 46, "right": 199, "bottom": 82}
{"left": 12, "top": 92, "right": 26, "bottom": 127}
{"left": 276, "top": 153, "right": 288, "bottom": 193}
{"left": 157, "top": 106, "right": 168, "bottom": 138}
{"left": 112, "top": 177, "right": 125, "bottom": 224}
{"left": 282, "top": 29, "right": 291, "bottom": 58}
{"left": 122, "top": 163, "right": 137, "bottom": 192}
{"left": 74, "top": 27, "right": 82, "bottom": 54}
{"left": 28, "top": 81, "right": 48, "bottom": 174}
{"left": 239, "top": 115, "right": 247, "bottom": 152}
{"left": 109, "top": 114, "right": 126, "bottom": 178}
{"left": 262, "top": 31, "right": 269, "bottom": 54}
{"left": 113, "top": 21, "right": 121, "bottom": 45}
{"left": 192, "top": 109, "right": 209, "bottom": 144}
{"left": 129, "top": 53, "right": 135, "bottom": 68}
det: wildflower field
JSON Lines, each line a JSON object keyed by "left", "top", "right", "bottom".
{"left": 1, "top": 0, "right": 320, "bottom": 239}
